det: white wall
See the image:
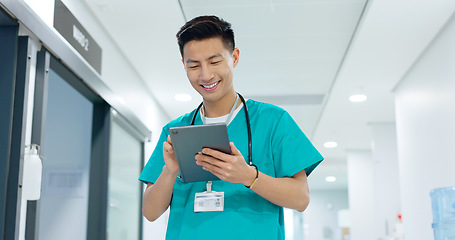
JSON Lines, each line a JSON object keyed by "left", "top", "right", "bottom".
{"left": 346, "top": 150, "right": 375, "bottom": 240}
{"left": 24, "top": 0, "right": 171, "bottom": 133}
{"left": 394, "top": 12, "right": 455, "bottom": 240}
{"left": 370, "top": 123, "right": 401, "bottom": 238}
{"left": 303, "top": 190, "right": 349, "bottom": 240}
{"left": 346, "top": 125, "right": 402, "bottom": 240}
{"left": 60, "top": 0, "right": 170, "bottom": 131}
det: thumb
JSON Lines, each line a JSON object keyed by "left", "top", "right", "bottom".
{"left": 230, "top": 142, "right": 241, "bottom": 156}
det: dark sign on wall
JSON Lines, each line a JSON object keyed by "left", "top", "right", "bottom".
{"left": 54, "top": 0, "right": 102, "bottom": 74}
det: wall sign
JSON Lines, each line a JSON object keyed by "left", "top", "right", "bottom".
{"left": 54, "top": 0, "right": 102, "bottom": 74}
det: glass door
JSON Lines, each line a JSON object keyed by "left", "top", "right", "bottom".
{"left": 37, "top": 67, "right": 94, "bottom": 240}
{"left": 107, "top": 113, "right": 143, "bottom": 240}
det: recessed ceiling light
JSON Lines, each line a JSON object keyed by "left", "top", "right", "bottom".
{"left": 325, "top": 176, "right": 336, "bottom": 182}
{"left": 323, "top": 141, "right": 338, "bottom": 148}
{"left": 174, "top": 94, "right": 192, "bottom": 102}
{"left": 349, "top": 94, "right": 367, "bottom": 103}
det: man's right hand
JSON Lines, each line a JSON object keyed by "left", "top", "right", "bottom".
{"left": 163, "top": 135, "right": 180, "bottom": 177}
{"left": 143, "top": 135, "right": 180, "bottom": 222}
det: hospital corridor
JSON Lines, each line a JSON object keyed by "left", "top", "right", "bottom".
{"left": 1, "top": 0, "right": 455, "bottom": 239}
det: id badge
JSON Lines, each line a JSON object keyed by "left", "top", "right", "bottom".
{"left": 194, "top": 191, "right": 224, "bottom": 212}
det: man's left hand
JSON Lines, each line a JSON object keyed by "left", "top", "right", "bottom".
{"left": 195, "top": 142, "right": 256, "bottom": 185}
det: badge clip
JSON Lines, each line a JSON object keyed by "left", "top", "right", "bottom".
{"left": 207, "top": 181, "right": 212, "bottom": 193}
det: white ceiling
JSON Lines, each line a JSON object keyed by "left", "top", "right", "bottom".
{"left": 83, "top": 0, "right": 455, "bottom": 190}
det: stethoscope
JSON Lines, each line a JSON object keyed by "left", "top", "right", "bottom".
{"left": 190, "top": 93, "right": 253, "bottom": 165}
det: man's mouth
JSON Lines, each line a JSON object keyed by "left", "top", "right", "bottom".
{"left": 201, "top": 81, "right": 220, "bottom": 90}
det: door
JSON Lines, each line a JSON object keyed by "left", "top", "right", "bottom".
{"left": 107, "top": 113, "right": 144, "bottom": 240}
{"left": 36, "top": 65, "right": 94, "bottom": 240}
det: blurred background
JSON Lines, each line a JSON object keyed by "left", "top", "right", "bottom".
{"left": 1, "top": 0, "right": 455, "bottom": 239}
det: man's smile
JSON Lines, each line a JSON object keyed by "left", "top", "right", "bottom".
{"left": 201, "top": 81, "right": 220, "bottom": 91}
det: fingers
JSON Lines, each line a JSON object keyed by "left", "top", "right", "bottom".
{"left": 163, "top": 137, "right": 173, "bottom": 154}
{"left": 204, "top": 166, "right": 225, "bottom": 180}
{"left": 229, "top": 142, "right": 242, "bottom": 156}
{"left": 196, "top": 144, "right": 247, "bottom": 183}
{"left": 195, "top": 154, "right": 226, "bottom": 180}
{"left": 163, "top": 141, "right": 171, "bottom": 150}
{"left": 195, "top": 153, "right": 225, "bottom": 168}
{"left": 167, "top": 135, "right": 172, "bottom": 145}
{"left": 199, "top": 158, "right": 223, "bottom": 172}
{"left": 201, "top": 147, "right": 229, "bottom": 160}
{"left": 199, "top": 144, "right": 243, "bottom": 167}
{"left": 163, "top": 135, "right": 180, "bottom": 176}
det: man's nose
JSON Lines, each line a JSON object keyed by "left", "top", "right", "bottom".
{"left": 200, "top": 65, "right": 214, "bottom": 81}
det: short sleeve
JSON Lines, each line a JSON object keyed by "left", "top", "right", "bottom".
{"left": 271, "top": 111, "right": 323, "bottom": 178}
{"left": 139, "top": 126, "right": 169, "bottom": 184}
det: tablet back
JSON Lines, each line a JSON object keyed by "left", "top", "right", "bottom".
{"left": 169, "top": 123, "right": 231, "bottom": 183}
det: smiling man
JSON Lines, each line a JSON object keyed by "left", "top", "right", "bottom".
{"left": 183, "top": 37, "right": 238, "bottom": 116}
{"left": 139, "top": 16, "right": 323, "bottom": 240}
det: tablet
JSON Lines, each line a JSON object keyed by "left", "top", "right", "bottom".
{"left": 169, "top": 123, "right": 231, "bottom": 183}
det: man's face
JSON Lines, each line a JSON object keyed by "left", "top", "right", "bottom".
{"left": 182, "top": 37, "right": 239, "bottom": 104}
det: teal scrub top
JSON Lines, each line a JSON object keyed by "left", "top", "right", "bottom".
{"left": 139, "top": 100, "right": 323, "bottom": 240}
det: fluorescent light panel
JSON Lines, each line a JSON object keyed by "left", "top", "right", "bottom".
{"left": 324, "top": 141, "right": 338, "bottom": 148}
{"left": 325, "top": 176, "right": 336, "bottom": 182}
{"left": 349, "top": 94, "right": 367, "bottom": 102}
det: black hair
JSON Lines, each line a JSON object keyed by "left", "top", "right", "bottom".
{"left": 176, "top": 15, "right": 235, "bottom": 57}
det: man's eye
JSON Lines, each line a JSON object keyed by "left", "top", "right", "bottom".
{"left": 211, "top": 61, "right": 221, "bottom": 65}
{"left": 188, "top": 65, "right": 199, "bottom": 69}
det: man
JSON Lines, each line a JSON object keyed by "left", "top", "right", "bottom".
{"left": 140, "top": 15, "right": 323, "bottom": 239}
